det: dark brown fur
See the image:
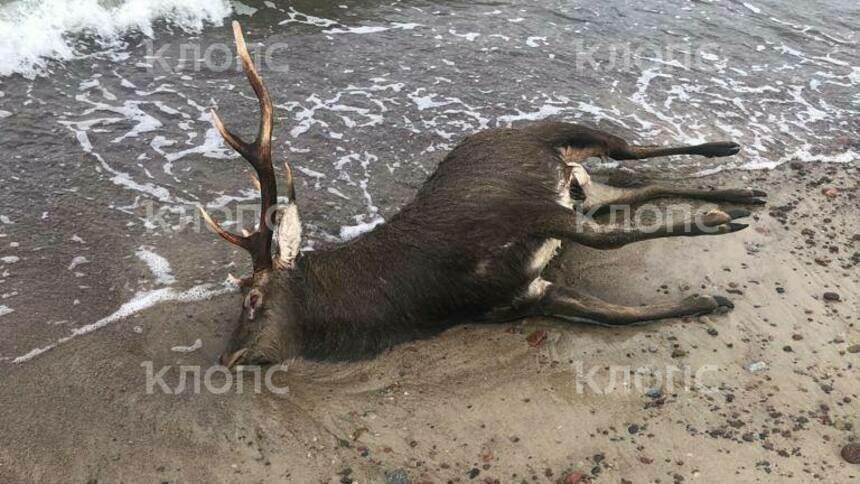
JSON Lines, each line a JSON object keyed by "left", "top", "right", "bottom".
{"left": 292, "top": 125, "right": 571, "bottom": 358}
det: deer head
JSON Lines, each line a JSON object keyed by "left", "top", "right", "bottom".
{"left": 198, "top": 21, "right": 301, "bottom": 368}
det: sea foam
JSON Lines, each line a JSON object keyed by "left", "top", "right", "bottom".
{"left": 0, "top": 0, "right": 232, "bottom": 78}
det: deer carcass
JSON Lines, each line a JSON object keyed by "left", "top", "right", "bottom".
{"left": 200, "top": 22, "right": 766, "bottom": 367}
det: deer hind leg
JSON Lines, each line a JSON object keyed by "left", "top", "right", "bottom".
{"left": 607, "top": 139, "right": 741, "bottom": 160}
{"left": 537, "top": 284, "right": 733, "bottom": 326}
{"left": 527, "top": 121, "right": 741, "bottom": 161}
{"left": 579, "top": 180, "right": 767, "bottom": 213}
{"left": 554, "top": 142, "right": 765, "bottom": 213}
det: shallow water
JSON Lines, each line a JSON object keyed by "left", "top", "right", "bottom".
{"left": 0, "top": 0, "right": 857, "bottom": 362}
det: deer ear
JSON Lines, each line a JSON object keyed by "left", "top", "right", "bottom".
{"left": 275, "top": 203, "right": 302, "bottom": 266}
{"left": 244, "top": 288, "right": 264, "bottom": 320}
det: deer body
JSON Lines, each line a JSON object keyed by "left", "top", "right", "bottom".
{"left": 205, "top": 23, "right": 766, "bottom": 367}
{"left": 282, "top": 127, "right": 576, "bottom": 358}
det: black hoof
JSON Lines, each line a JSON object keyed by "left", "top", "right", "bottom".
{"left": 699, "top": 141, "right": 741, "bottom": 158}
{"left": 726, "top": 208, "right": 751, "bottom": 220}
{"left": 744, "top": 189, "right": 768, "bottom": 205}
{"left": 712, "top": 295, "right": 734, "bottom": 310}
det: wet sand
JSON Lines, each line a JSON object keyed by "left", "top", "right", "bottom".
{"left": 0, "top": 162, "right": 857, "bottom": 483}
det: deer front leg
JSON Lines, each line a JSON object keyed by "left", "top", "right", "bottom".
{"left": 536, "top": 283, "right": 733, "bottom": 325}
{"left": 532, "top": 206, "right": 751, "bottom": 249}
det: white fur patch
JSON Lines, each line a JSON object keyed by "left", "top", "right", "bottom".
{"left": 557, "top": 146, "right": 602, "bottom": 166}
{"left": 529, "top": 238, "right": 562, "bottom": 273}
{"left": 517, "top": 278, "right": 552, "bottom": 304}
{"left": 570, "top": 163, "right": 591, "bottom": 189}
{"left": 275, "top": 204, "right": 302, "bottom": 265}
{"left": 557, "top": 169, "right": 575, "bottom": 210}
{"left": 556, "top": 146, "right": 594, "bottom": 209}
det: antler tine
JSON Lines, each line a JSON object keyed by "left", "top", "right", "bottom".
{"left": 206, "top": 21, "right": 278, "bottom": 273}
{"left": 283, "top": 161, "right": 296, "bottom": 201}
{"left": 232, "top": 21, "right": 274, "bottom": 152}
{"left": 210, "top": 108, "right": 253, "bottom": 161}
{"left": 248, "top": 173, "right": 261, "bottom": 191}
{"left": 197, "top": 206, "right": 252, "bottom": 250}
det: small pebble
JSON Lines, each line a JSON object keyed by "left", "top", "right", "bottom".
{"left": 561, "top": 471, "right": 585, "bottom": 483}
{"left": 841, "top": 443, "right": 860, "bottom": 464}
{"left": 671, "top": 349, "right": 687, "bottom": 358}
{"left": 526, "top": 329, "right": 547, "bottom": 347}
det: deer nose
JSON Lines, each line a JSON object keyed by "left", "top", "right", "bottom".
{"left": 219, "top": 348, "right": 248, "bottom": 368}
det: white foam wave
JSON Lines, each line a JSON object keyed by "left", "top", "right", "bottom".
{"left": 67, "top": 256, "right": 89, "bottom": 271}
{"left": 135, "top": 247, "right": 176, "bottom": 285}
{"left": 324, "top": 22, "right": 422, "bottom": 35}
{"left": 171, "top": 338, "right": 203, "bottom": 353}
{"left": 0, "top": 305, "right": 14, "bottom": 318}
{"left": 340, "top": 217, "right": 384, "bottom": 240}
{"left": 497, "top": 103, "right": 570, "bottom": 124}
{"left": 12, "top": 282, "right": 235, "bottom": 363}
{"left": 742, "top": 2, "right": 762, "bottom": 14}
{"left": 0, "top": 0, "right": 232, "bottom": 78}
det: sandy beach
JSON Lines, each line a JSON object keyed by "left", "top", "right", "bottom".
{"left": 0, "top": 162, "right": 856, "bottom": 483}
{"left": 1, "top": 1, "right": 859, "bottom": 481}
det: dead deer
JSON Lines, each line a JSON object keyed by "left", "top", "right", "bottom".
{"left": 201, "top": 22, "right": 766, "bottom": 367}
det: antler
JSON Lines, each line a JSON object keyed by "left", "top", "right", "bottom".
{"left": 198, "top": 21, "right": 297, "bottom": 274}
